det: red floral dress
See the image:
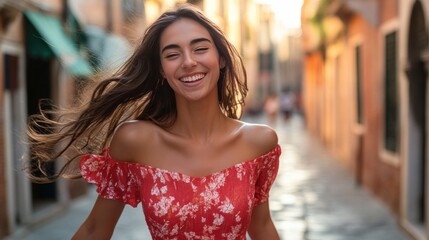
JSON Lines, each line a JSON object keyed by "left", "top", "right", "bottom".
{"left": 80, "top": 145, "right": 281, "bottom": 240}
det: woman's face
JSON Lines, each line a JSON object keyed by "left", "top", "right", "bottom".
{"left": 159, "top": 18, "right": 224, "bottom": 102}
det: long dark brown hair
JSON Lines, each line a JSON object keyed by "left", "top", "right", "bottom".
{"left": 25, "top": 4, "right": 247, "bottom": 183}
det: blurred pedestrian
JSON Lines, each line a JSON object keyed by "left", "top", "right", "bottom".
{"left": 279, "top": 86, "right": 295, "bottom": 121}
{"left": 264, "top": 93, "right": 279, "bottom": 124}
{"left": 25, "top": 4, "right": 281, "bottom": 240}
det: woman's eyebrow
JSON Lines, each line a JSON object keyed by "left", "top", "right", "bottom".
{"left": 190, "top": 37, "right": 211, "bottom": 45}
{"left": 161, "top": 38, "right": 212, "bottom": 53}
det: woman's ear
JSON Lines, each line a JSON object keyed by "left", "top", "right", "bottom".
{"left": 220, "top": 58, "right": 225, "bottom": 69}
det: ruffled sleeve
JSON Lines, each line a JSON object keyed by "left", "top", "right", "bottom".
{"left": 80, "top": 148, "right": 141, "bottom": 207}
{"left": 254, "top": 145, "right": 281, "bottom": 205}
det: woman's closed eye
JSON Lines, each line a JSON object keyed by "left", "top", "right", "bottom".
{"left": 164, "top": 53, "right": 180, "bottom": 59}
{"left": 194, "top": 47, "right": 209, "bottom": 53}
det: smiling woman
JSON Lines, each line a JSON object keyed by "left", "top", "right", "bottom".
{"left": 25, "top": 4, "right": 281, "bottom": 240}
{"left": 160, "top": 18, "right": 223, "bottom": 102}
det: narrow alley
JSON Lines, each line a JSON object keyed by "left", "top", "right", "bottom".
{"left": 9, "top": 114, "right": 410, "bottom": 240}
{"left": 260, "top": 115, "right": 410, "bottom": 240}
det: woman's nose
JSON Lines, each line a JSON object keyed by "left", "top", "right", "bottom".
{"left": 181, "top": 52, "right": 197, "bottom": 68}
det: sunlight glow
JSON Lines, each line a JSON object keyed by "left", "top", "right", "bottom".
{"left": 256, "top": 0, "right": 304, "bottom": 30}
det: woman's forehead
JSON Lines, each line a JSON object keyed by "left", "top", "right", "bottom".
{"left": 160, "top": 18, "right": 212, "bottom": 48}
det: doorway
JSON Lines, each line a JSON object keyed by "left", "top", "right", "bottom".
{"left": 406, "top": 0, "right": 427, "bottom": 235}
{"left": 2, "top": 46, "right": 32, "bottom": 231}
{"left": 25, "top": 56, "right": 58, "bottom": 210}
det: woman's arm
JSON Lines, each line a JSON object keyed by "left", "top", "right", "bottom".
{"left": 247, "top": 201, "right": 280, "bottom": 240}
{"left": 72, "top": 196, "right": 125, "bottom": 239}
{"left": 73, "top": 121, "right": 146, "bottom": 239}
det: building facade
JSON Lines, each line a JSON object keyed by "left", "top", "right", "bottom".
{"left": 0, "top": 0, "right": 147, "bottom": 238}
{"left": 302, "top": 0, "right": 428, "bottom": 239}
{"left": 0, "top": 0, "right": 94, "bottom": 238}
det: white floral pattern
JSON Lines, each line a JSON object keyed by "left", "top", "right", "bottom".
{"left": 80, "top": 145, "right": 281, "bottom": 240}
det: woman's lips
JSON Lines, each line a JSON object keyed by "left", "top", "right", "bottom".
{"left": 180, "top": 73, "right": 206, "bottom": 83}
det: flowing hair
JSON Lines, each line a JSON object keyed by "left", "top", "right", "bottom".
{"left": 25, "top": 4, "right": 247, "bottom": 183}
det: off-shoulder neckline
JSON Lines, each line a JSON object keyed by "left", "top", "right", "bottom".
{"left": 99, "top": 144, "right": 281, "bottom": 180}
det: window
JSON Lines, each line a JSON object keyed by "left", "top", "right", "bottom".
{"left": 4, "top": 54, "right": 19, "bottom": 91}
{"left": 384, "top": 31, "right": 399, "bottom": 152}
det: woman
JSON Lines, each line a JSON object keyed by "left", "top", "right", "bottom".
{"left": 27, "top": 4, "right": 281, "bottom": 239}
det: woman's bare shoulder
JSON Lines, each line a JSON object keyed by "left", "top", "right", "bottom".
{"left": 238, "top": 121, "right": 278, "bottom": 155}
{"left": 109, "top": 120, "right": 158, "bottom": 162}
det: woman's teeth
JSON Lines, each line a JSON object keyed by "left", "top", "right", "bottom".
{"left": 181, "top": 74, "right": 205, "bottom": 82}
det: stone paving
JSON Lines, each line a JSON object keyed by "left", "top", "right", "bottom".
{"left": 12, "top": 114, "right": 411, "bottom": 240}
{"left": 258, "top": 115, "right": 411, "bottom": 240}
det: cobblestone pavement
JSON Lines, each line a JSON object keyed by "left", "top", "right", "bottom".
{"left": 12, "top": 114, "right": 410, "bottom": 240}
{"left": 250, "top": 114, "right": 411, "bottom": 240}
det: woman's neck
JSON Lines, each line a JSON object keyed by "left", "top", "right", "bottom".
{"left": 171, "top": 98, "right": 229, "bottom": 143}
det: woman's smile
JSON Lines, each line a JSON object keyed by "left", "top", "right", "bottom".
{"left": 179, "top": 73, "right": 206, "bottom": 83}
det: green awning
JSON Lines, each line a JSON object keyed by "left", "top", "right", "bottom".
{"left": 24, "top": 10, "right": 93, "bottom": 77}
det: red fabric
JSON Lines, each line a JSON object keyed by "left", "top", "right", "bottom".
{"left": 80, "top": 145, "right": 281, "bottom": 240}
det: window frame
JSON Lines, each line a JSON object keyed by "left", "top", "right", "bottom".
{"left": 379, "top": 19, "right": 400, "bottom": 167}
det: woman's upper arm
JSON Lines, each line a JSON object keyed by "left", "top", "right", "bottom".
{"left": 248, "top": 202, "right": 280, "bottom": 240}
{"left": 72, "top": 196, "right": 125, "bottom": 239}
{"left": 75, "top": 122, "right": 151, "bottom": 239}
